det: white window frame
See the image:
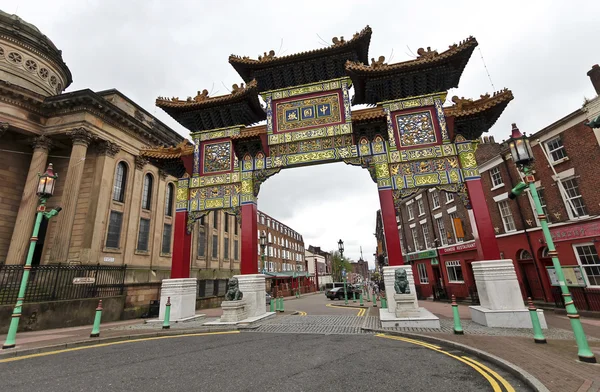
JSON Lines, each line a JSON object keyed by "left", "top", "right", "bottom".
{"left": 431, "top": 191, "right": 440, "bottom": 209}
{"left": 421, "top": 224, "right": 431, "bottom": 249}
{"left": 560, "top": 177, "right": 588, "bottom": 219}
{"left": 497, "top": 200, "right": 516, "bottom": 232}
{"left": 417, "top": 198, "right": 425, "bottom": 216}
{"left": 489, "top": 166, "right": 504, "bottom": 189}
{"left": 445, "top": 260, "right": 464, "bottom": 283}
{"left": 411, "top": 227, "right": 419, "bottom": 251}
{"left": 544, "top": 136, "right": 568, "bottom": 164}
{"left": 436, "top": 217, "right": 448, "bottom": 246}
{"left": 573, "top": 243, "right": 600, "bottom": 288}
{"left": 407, "top": 204, "right": 414, "bottom": 220}
{"left": 445, "top": 192, "right": 454, "bottom": 204}
{"left": 417, "top": 263, "right": 429, "bottom": 284}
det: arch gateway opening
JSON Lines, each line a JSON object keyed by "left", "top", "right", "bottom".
{"left": 143, "top": 26, "right": 528, "bottom": 328}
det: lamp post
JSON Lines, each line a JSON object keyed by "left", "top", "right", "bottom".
{"left": 314, "top": 257, "right": 319, "bottom": 292}
{"left": 338, "top": 239, "right": 348, "bottom": 305}
{"left": 3, "top": 164, "right": 62, "bottom": 350}
{"left": 507, "top": 124, "right": 596, "bottom": 363}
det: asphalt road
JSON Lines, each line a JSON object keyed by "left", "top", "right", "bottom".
{"left": 0, "top": 331, "right": 531, "bottom": 392}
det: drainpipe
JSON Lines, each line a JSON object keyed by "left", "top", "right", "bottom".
{"left": 502, "top": 154, "right": 551, "bottom": 302}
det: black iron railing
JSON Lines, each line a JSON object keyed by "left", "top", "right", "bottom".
{"left": 197, "top": 279, "right": 229, "bottom": 298}
{"left": 0, "top": 264, "right": 126, "bottom": 305}
{"left": 552, "top": 287, "right": 600, "bottom": 312}
{"left": 468, "top": 286, "right": 480, "bottom": 305}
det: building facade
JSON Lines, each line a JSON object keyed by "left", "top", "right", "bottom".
{"left": 256, "top": 211, "right": 305, "bottom": 273}
{"left": 389, "top": 66, "right": 600, "bottom": 307}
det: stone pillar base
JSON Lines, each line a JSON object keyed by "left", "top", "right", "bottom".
{"left": 381, "top": 266, "right": 440, "bottom": 329}
{"left": 235, "top": 274, "right": 267, "bottom": 319}
{"left": 158, "top": 278, "right": 197, "bottom": 321}
{"left": 470, "top": 259, "right": 547, "bottom": 328}
{"left": 220, "top": 299, "right": 248, "bottom": 323}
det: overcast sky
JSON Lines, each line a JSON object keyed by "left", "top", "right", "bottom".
{"left": 4, "top": 1, "right": 599, "bottom": 267}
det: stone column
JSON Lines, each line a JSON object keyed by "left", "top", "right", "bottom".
{"left": 241, "top": 202, "right": 258, "bottom": 274}
{"left": 171, "top": 177, "right": 192, "bottom": 278}
{"left": 81, "top": 140, "right": 120, "bottom": 263}
{"left": 378, "top": 189, "right": 405, "bottom": 266}
{"left": 49, "top": 128, "right": 95, "bottom": 263}
{"left": 5, "top": 135, "right": 53, "bottom": 264}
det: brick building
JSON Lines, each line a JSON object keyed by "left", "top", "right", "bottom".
{"left": 256, "top": 211, "right": 305, "bottom": 273}
{"left": 389, "top": 65, "right": 600, "bottom": 308}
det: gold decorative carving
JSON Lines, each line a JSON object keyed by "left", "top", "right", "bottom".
{"left": 258, "top": 50, "right": 276, "bottom": 61}
{"left": 370, "top": 56, "right": 386, "bottom": 68}
{"left": 332, "top": 36, "right": 346, "bottom": 46}
{"left": 416, "top": 47, "right": 439, "bottom": 59}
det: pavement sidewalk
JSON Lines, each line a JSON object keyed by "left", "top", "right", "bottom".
{"left": 416, "top": 300, "right": 600, "bottom": 392}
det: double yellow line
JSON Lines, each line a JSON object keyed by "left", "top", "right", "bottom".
{"left": 296, "top": 311, "right": 307, "bottom": 316}
{"left": 325, "top": 304, "right": 367, "bottom": 317}
{"left": 375, "top": 334, "right": 515, "bottom": 392}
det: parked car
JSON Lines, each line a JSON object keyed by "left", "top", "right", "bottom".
{"left": 325, "top": 287, "right": 356, "bottom": 300}
{"left": 266, "top": 292, "right": 272, "bottom": 305}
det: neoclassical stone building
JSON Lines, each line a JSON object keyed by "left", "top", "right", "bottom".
{"left": 0, "top": 11, "right": 185, "bottom": 283}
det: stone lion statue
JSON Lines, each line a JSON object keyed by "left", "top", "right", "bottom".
{"left": 394, "top": 269, "right": 410, "bottom": 294}
{"left": 225, "top": 277, "right": 243, "bottom": 301}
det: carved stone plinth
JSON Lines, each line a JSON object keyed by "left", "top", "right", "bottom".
{"left": 235, "top": 274, "right": 267, "bottom": 318}
{"left": 394, "top": 293, "right": 419, "bottom": 318}
{"left": 469, "top": 260, "right": 547, "bottom": 328}
{"left": 158, "top": 278, "right": 198, "bottom": 321}
{"left": 220, "top": 300, "right": 248, "bottom": 323}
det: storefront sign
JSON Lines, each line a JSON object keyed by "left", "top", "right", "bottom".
{"left": 546, "top": 266, "right": 587, "bottom": 287}
{"left": 431, "top": 258, "right": 439, "bottom": 265}
{"left": 550, "top": 220, "right": 600, "bottom": 243}
{"left": 439, "top": 241, "right": 477, "bottom": 255}
{"left": 406, "top": 249, "right": 437, "bottom": 262}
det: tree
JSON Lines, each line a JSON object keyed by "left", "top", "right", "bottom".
{"left": 330, "top": 250, "right": 352, "bottom": 282}
{"left": 371, "top": 271, "right": 382, "bottom": 284}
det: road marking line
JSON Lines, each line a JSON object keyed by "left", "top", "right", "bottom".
{"left": 462, "top": 356, "right": 516, "bottom": 392}
{"left": 0, "top": 331, "right": 240, "bottom": 363}
{"left": 374, "top": 333, "right": 441, "bottom": 350}
{"left": 376, "top": 334, "right": 503, "bottom": 392}
{"left": 297, "top": 311, "right": 307, "bottom": 316}
{"left": 326, "top": 303, "right": 364, "bottom": 317}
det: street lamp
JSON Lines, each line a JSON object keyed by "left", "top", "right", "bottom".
{"left": 338, "top": 239, "right": 344, "bottom": 258}
{"left": 507, "top": 124, "right": 596, "bottom": 363}
{"left": 338, "top": 239, "right": 348, "bottom": 305}
{"left": 3, "top": 164, "right": 62, "bottom": 350}
{"left": 314, "top": 257, "right": 319, "bottom": 292}
{"left": 260, "top": 230, "right": 267, "bottom": 273}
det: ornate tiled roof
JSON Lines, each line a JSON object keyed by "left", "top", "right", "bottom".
{"left": 346, "top": 37, "right": 478, "bottom": 104}
{"left": 228, "top": 26, "right": 372, "bottom": 91}
{"left": 141, "top": 140, "right": 194, "bottom": 159}
{"left": 452, "top": 89, "right": 514, "bottom": 139}
{"left": 231, "top": 125, "right": 266, "bottom": 139}
{"left": 445, "top": 89, "right": 514, "bottom": 118}
{"left": 155, "top": 80, "right": 266, "bottom": 131}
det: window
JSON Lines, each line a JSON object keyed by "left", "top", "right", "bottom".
{"left": 561, "top": 178, "right": 587, "bottom": 217}
{"left": 450, "top": 212, "right": 463, "bottom": 243}
{"left": 417, "top": 199, "right": 425, "bottom": 216}
{"left": 112, "top": 162, "right": 127, "bottom": 202}
{"left": 432, "top": 191, "right": 440, "bottom": 209}
{"left": 545, "top": 136, "right": 567, "bottom": 163}
{"left": 105, "top": 211, "right": 123, "bottom": 248}
{"left": 574, "top": 244, "right": 600, "bottom": 287}
{"left": 212, "top": 235, "right": 218, "bottom": 258}
{"left": 224, "top": 214, "right": 229, "bottom": 233}
{"left": 141, "top": 174, "right": 153, "bottom": 210}
{"left": 411, "top": 227, "right": 419, "bottom": 251}
{"left": 197, "top": 229, "right": 206, "bottom": 257}
{"left": 417, "top": 263, "right": 429, "bottom": 284}
{"left": 234, "top": 216, "right": 238, "bottom": 235}
{"left": 261, "top": 215, "right": 265, "bottom": 224}
{"left": 445, "top": 192, "right": 454, "bottom": 203}
{"left": 213, "top": 211, "right": 219, "bottom": 229}
{"left": 537, "top": 188, "right": 551, "bottom": 223}
{"left": 446, "top": 261, "right": 464, "bottom": 283}
{"left": 137, "top": 218, "right": 151, "bottom": 251}
{"left": 224, "top": 237, "right": 229, "bottom": 260}
{"left": 422, "top": 224, "right": 431, "bottom": 249}
{"left": 161, "top": 223, "right": 172, "bottom": 254}
{"left": 498, "top": 200, "right": 516, "bottom": 232}
{"left": 199, "top": 215, "right": 205, "bottom": 226}
{"left": 490, "top": 166, "right": 503, "bottom": 187}
{"left": 165, "top": 183, "right": 174, "bottom": 216}
{"left": 407, "top": 204, "right": 414, "bottom": 220}
{"left": 436, "top": 218, "right": 448, "bottom": 246}
{"left": 268, "top": 233, "right": 272, "bottom": 243}
{"left": 234, "top": 239, "right": 239, "bottom": 260}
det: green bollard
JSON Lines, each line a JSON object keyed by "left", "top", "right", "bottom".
{"left": 366, "top": 288, "right": 371, "bottom": 302}
{"left": 90, "top": 300, "right": 103, "bottom": 338}
{"left": 528, "top": 298, "right": 546, "bottom": 343}
{"left": 275, "top": 296, "right": 280, "bottom": 312}
{"left": 359, "top": 293, "right": 364, "bottom": 307}
{"left": 162, "top": 296, "right": 171, "bottom": 330}
{"left": 280, "top": 296, "right": 285, "bottom": 312}
{"left": 451, "top": 295, "right": 464, "bottom": 335}
{"left": 373, "top": 294, "right": 378, "bottom": 308}
{"left": 352, "top": 291, "right": 357, "bottom": 303}
{"left": 382, "top": 296, "right": 387, "bottom": 309}
{"left": 270, "top": 296, "right": 275, "bottom": 312}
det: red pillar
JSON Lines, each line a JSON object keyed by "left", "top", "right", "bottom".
{"left": 241, "top": 202, "right": 258, "bottom": 274}
{"left": 171, "top": 210, "right": 192, "bottom": 278}
{"left": 378, "top": 189, "right": 405, "bottom": 266}
{"left": 465, "top": 178, "right": 501, "bottom": 260}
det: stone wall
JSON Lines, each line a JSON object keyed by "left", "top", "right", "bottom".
{"left": 0, "top": 295, "right": 125, "bottom": 334}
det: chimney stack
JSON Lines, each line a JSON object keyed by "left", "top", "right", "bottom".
{"left": 588, "top": 64, "right": 600, "bottom": 95}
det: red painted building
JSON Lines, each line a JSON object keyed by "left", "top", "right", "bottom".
{"left": 389, "top": 65, "right": 600, "bottom": 310}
